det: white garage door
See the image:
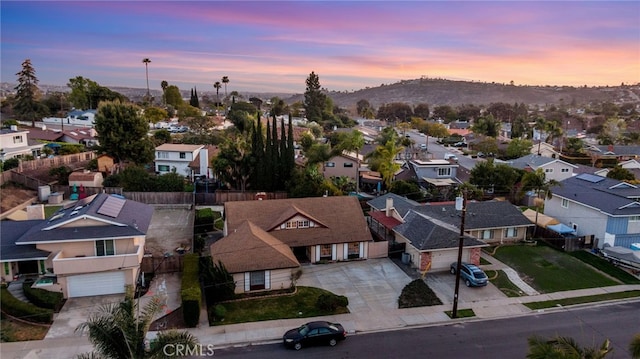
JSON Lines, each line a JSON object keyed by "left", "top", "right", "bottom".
{"left": 430, "top": 249, "right": 465, "bottom": 271}
{"left": 67, "top": 271, "right": 126, "bottom": 297}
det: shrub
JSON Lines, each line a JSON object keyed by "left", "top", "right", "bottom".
{"left": 316, "top": 293, "right": 349, "bottom": 311}
{"left": 22, "top": 280, "right": 64, "bottom": 312}
{"left": 214, "top": 304, "right": 227, "bottom": 321}
{"left": 181, "top": 254, "right": 201, "bottom": 327}
{"left": 398, "top": 279, "right": 442, "bottom": 308}
{"left": 195, "top": 209, "right": 214, "bottom": 234}
{"left": 0, "top": 285, "right": 53, "bottom": 324}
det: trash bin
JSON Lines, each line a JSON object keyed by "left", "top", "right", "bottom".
{"left": 401, "top": 252, "right": 411, "bottom": 264}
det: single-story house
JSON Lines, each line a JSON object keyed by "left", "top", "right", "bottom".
{"left": 0, "top": 193, "right": 154, "bottom": 298}
{"left": 212, "top": 196, "right": 380, "bottom": 294}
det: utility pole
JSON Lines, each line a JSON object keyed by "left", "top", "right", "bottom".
{"left": 452, "top": 193, "right": 467, "bottom": 319}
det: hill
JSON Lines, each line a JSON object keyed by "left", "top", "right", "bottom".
{"left": 285, "top": 78, "right": 640, "bottom": 112}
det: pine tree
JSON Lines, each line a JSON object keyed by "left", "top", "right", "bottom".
{"left": 14, "top": 59, "right": 45, "bottom": 127}
{"left": 271, "top": 116, "right": 279, "bottom": 190}
{"left": 193, "top": 87, "right": 200, "bottom": 108}
{"left": 287, "top": 113, "right": 295, "bottom": 181}
{"left": 279, "top": 118, "right": 288, "bottom": 190}
{"left": 264, "top": 118, "right": 273, "bottom": 191}
{"left": 304, "top": 71, "right": 325, "bottom": 123}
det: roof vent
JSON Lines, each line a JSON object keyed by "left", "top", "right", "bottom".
{"left": 70, "top": 210, "right": 79, "bottom": 216}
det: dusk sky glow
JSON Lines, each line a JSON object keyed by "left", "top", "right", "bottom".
{"left": 2, "top": 1, "right": 639, "bottom": 94}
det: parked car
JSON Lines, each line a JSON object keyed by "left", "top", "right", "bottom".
{"left": 283, "top": 321, "right": 347, "bottom": 350}
{"left": 444, "top": 153, "right": 459, "bottom": 162}
{"left": 420, "top": 143, "right": 427, "bottom": 150}
{"left": 450, "top": 262, "right": 488, "bottom": 287}
{"left": 453, "top": 141, "right": 467, "bottom": 148}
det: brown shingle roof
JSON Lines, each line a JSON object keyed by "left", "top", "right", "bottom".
{"left": 210, "top": 221, "right": 299, "bottom": 273}
{"left": 224, "top": 196, "right": 372, "bottom": 247}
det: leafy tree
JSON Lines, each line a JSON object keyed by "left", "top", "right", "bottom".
{"left": 14, "top": 59, "right": 47, "bottom": 127}
{"left": 486, "top": 102, "right": 514, "bottom": 122}
{"left": 75, "top": 294, "right": 198, "bottom": 359}
{"left": 599, "top": 118, "right": 626, "bottom": 145}
{"left": 506, "top": 138, "right": 533, "bottom": 159}
{"left": 152, "top": 129, "right": 171, "bottom": 146}
{"left": 526, "top": 335, "right": 612, "bottom": 359}
{"left": 143, "top": 106, "right": 168, "bottom": 125}
{"left": 164, "top": 85, "right": 184, "bottom": 108}
{"left": 49, "top": 166, "right": 72, "bottom": 185}
{"left": 457, "top": 104, "right": 481, "bottom": 122}
{"left": 305, "top": 143, "right": 332, "bottom": 166}
{"left": 473, "top": 137, "right": 499, "bottom": 156}
{"left": 67, "top": 76, "right": 127, "bottom": 110}
{"left": 565, "top": 138, "right": 585, "bottom": 155}
{"left": 630, "top": 333, "right": 640, "bottom": 359}
{"left": 304, "top": 71, "right": 326, "bottom": 124}
{"left": 368, "top": 139, "right": 402, "bottom": 188}
{"left": 116, "top": 166, "right": 155, "bottom": 191}
{"left": 470, "top": 159, "right": 521, "bottom": 197}
{"left": 472, "top": 114, "right": 501, "bottom": 137}
{"left": 269, "top": 97, "right": 287, "bottom": 116}
{"left": 177, "top": 105, "right": 202, "bottom": 120}
{"left": 94, "top": 101, "right": 154, "bottom": 164}
{"left": 155, "top": 172, "right": 185, "bottom": 191}
{"left": 300, "top": 132, "right": 314, "bottom": 152}
{"left": 286, "top": 166, "right": 326, "bottom": 198}
{"left": 183, "top": 116, "right": 212, "bottom": 135}
{"left": 607, "top": 166, "right": 635, "bottom": 181}
{"left": 212, "top": 133, "right": 253, "bottom": 191}
{"left": 227, "top": 102, "right": 257, "bottom": 133}
{"left": 431, "top": 105, "right": 457, "bottom": 123}
{"left": 1, "top": 158, "right": 20, "bottom": 171}
{"left": 356, "top": 99, "right": 372, "bottom": 118}
{"left": 200, "top": 257, "right": 235, "bottom": 304}
{"left": 413, "top": 103, "right": 430, "bottom": 120}
{"left": 389, "top": 180, "right": 423, "bottom": 201}
{"left": 377, "top": 102, "right": 413, "bottom": 123}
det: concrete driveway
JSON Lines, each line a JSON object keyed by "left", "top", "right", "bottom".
{"left": 46, "top": 294, "right": 124, "bottom": 339}
{"left": 424, "top": 271, "right": 507, "bottom": 305}
{"left": 295, "top": 258, "right": 413, "bottom": 313}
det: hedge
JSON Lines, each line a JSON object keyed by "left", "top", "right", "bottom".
{"left": 22, "top": 280, "right": 64, "bottom": 312}
{"left": 0, "top": 284, "right": 53, "bottom": 324}
{"left": 181, "top": 253, "right": 201, "bottom": 327}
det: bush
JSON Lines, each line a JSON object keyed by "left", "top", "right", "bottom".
{"left": 181, "top": 254, "right": 201, "bottom": 327}
{"left": 195, "top": 209, "right": 214, "bottom": 234}
{"left": 398, "top": 279, "right": 442, "bottom": 308}
{"left": 214, "top": 304, "right": 227, "bottom": 321}
{"left": 22, "top": 280, "right": 64, "bottom": 312}
{"left": 316, "top": 293, "right": 349, "bottom": 311}
{"left": 0, "top": 285, "right": 53, "bottom": 324}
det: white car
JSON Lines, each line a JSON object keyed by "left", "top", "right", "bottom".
{"left": 444, "top": 153, "right": 458, "bottom": 162}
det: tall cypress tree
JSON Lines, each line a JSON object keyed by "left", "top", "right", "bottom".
{"left": 279, "top": 118, "right": 288, "bottom": 190}
{"left": 264, "top": 117, "right": 273, "bottom": 191}
{"left": 253, "top": 114, "right": 266, "bottom": 190}
{"left": 193, "top": 87, "right": 200, "bottom": 108}
{"left": 271, "top": 115, "right": 280, "bottom": 190}
{"left": 286, "top": 113, "right": 295, "bottom": 181}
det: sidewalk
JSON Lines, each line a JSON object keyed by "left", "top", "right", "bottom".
{"left": 190, "top": 284, "right": 640, "bottom": 349}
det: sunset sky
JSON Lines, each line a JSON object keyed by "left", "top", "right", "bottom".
{"left": 2, "top": 1, "right": 639, "bottom": 94}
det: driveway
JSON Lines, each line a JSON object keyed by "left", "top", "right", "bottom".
{"left": 424, "top": 272, "right": 507, "bottom": 305}
{"left": 46, "top": 294, "right": 124, "bottom": 339}
{"left": 295, "top": 258, "right": 412, "bottom": 313}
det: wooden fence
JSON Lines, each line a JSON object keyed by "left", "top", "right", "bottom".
{"left": 141, "top": 255, "right": 184, "bottom": 274}
{"left": 16, "top": 152, "right": 96, "bottom": 173}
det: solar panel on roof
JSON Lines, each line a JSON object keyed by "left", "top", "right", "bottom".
{"left": 576, "top": 173, "right": 605, "bottom": 183}
{"left": 97, "top": 195, "right": 126, "bottom": 218}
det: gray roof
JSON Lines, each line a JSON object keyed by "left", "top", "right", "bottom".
{"left": 394, "top": 211, "right": 485, "bottom": 251}
{"left": 367, "top": 193, "right": 421, "bottom": 217}
{"left": 414, "top": 200, "right": 534, "bottom": 230}
{"left": 507, "top": 154, "right": 576, "bottom": 170}
{"left": 551, "top": 174, "right": 640, "bottom": 216}
{"left": 0, "top": 220, "right": 51, "bottom": 261}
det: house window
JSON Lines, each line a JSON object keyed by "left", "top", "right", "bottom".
{"left": 630, "top": 216, "right": 640, "bottom": 222}
{"left": 545, "top": 168, "right": 553, "bottom": 173}
{"left": 482, "top": 230, "right": 493, "bottom": 240}
{"left": 285, "top": 219, "right": 311, "bottom": 229}
{"left": 325, "top": 162, "right": 335, "bottom": 167}
{"left": 504, "top": 227, "right": 518, "bottom": 238}
{"left": 157, "top": 151, "right": 169, "bottom": 159}
{"left": 249, "top": 271, "right": 265, "bottom": 291}
{"left": 320, "top": 244, "right": 332, "bottom": 260}
{"left": 343, "top": 163, "right": 353, "bottom": 168}
{"left": 561, "top": 168, "right": 569, "bottom": 173}
{"left": 348, "top": 242, "right": 360, "bottom": 259}
{"left": 561, "top": 198, "right": 569, "bottom": 208}
{"left": 96, "top": 240, "right": 115, "bottom": 256}
{"left": 437, "top": 167, "right": 451, "bottom": 176}
{"left": 297, "top": 220, "right": 310, "bottom": 228}
{"left": 13, "top": 136, "right": 23, "bottom": 144}
{"left": 179, "top": 152, "right": 186, "bottom": 159}
{"left": 158, "top": 165, "right": 170, "bottom": 172}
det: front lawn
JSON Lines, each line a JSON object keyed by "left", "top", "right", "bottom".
{"left": 209, "top": 286, "right": 349, "bottom": 325}
{"left": 487, "top": 270, "right": 525, "bottom": 297}
{"left": 491, "top": 245, "right": 619, "bottom": 293}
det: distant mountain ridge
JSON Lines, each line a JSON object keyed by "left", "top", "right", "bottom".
{"left": 3, "top": 78, "right": 638, "bottom": 112}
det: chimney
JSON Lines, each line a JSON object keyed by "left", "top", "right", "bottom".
{"left": 385, "top": 197, "right": 393, "bottom": 217}
{"left": 607, "top": 144, "right": 614, "bottom": 153}
{"left": 27, "top": 204, "right": 45, "bottom": 220}
{"left": 10, "top": 125, "right": 18, "bottom": 131}
{"left": 199, "top": 147, "right": 209, "bottom": 176}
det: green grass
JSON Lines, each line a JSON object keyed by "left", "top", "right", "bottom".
{"left": 524, "top": 290, "right": 640, "bottom": 310}
{"left": 487, "top": 270, "right": 525, "bottom": 297}
{"left": 479, "top": 257, "right": 491, "bottom": 265}
{"left": 445, "top": 308, "right": 475, "bottom": 318}
{"left": 44, "top": 205, "right": 62, "bottom": 219}
{"left": 491, "top": 245, "right": 619, "bottom": 293}
{"left": 569, "top": 250, "right": 640, "bottom": 284}
{"left": 210, "top": 286, "right": 349, "bottom": 325}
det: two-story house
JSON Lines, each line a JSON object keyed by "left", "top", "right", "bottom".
{"left": 323, "top": 151, "right": 362, "bottom": 182}
{"left": 1, "top": 193, "right": 154, "bottom": 298}
{"left": 155, "top": 143, "right": 204, "bottom": 177}
{"left": 506, "top": 154, "right": 577, "bottom": 182}
{"left": 545, "top": 173, "right": 640, "bottom": 249}
{"left": 0, "top": 126, "right": 45, "bottom": 160}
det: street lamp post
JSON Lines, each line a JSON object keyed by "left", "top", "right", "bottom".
{"left": 452, "top": 194, "right": 467, "bottom": 319}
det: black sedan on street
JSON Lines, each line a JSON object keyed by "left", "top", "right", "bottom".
{"left": 283, "top": 321, "right": 347, "bottom": 350}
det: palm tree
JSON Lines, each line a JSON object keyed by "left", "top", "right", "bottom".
{"left": 222, "top": 76, "right": 229, "bottom": 102}
{"left": 75, "top": 295, "right": 198, "bottom": 359}
{"left": 142, "top": 58, "right": 151, "bottom": 101}
{"left": 160, "top": 80, "right": 168, "bottom": 106}
{"left": 527, "top": 335, "right": 612, "bottom": 359}
{"left": 519, "top": 168, "right": 560, "bottom": 238}
{"left": 213, "top": 81, "right": 222, "bottom": 112}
